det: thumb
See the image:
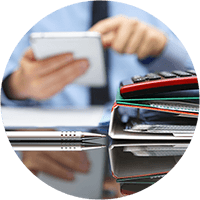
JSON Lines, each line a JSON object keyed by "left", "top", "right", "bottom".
{"left": 23, "top": 48, "right": 36, "bottom": 61}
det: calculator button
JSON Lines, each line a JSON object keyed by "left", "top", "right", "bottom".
{"left": 186, "top": 70, "right": 196, "bottom": 76}
{"left": 158, "top": 71, "right": 177, "bottom": 78}
{"left": 120, "top": 79, "right": 133, "bottom": 87}
{"left": 172, "top": 70, "right": 192, "bottom": 77}
{"left": 131, "top": 76, "right": 147, "bottom": 83}
{"left": 145, "top": 73, "right": 161, "bottom": 80}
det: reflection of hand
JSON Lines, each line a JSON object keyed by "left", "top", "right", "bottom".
{"left": 4, "top": 49, "right": 89, "bottom": 100}
{"left": 90, "top": 15, "right": 167, "bottom": 59}
{"left": 22, "top": 151, "right": 90, "bottom": 181}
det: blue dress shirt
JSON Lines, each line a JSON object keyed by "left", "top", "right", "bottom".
{"left": 1, "top": 1, "right": 194, "bottom": 109}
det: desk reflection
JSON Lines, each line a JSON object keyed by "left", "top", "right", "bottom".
{"left": 7, "top": 131, "right": 189, "bottom": 199}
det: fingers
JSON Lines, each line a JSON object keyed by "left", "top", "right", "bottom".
{"left": 22, "top": 151, "right": 91, "bottom": 181}
{"left": 90, "top": 16, "right": 123, "bottom": 34}
{"left": 18, "top": 47, "right": 90, "bottom": 100}
{"left": 136, "top": 28, "right": 167, "bottom": 59}
{"left": 22, "top": 151, "right": 74, "bottom": 180}
{"left": 125, "top": 23, "right": 147, "bottom": 55}
{"left": 44, "top": 58, "right": 89, "bottom": 90}
{"left": 111, "top": 20, "right": 136, "bottom": 53}
{"left": 90, "top": 16, "right": 167, "bottom": 58}
{"left": 28, "top": 59, "right": 89, "bottom": 100}
{"left": 36, "top": 53, "right": 74, "bottom": 76}
{"left": 39, "top": 153, "right": 75, "bottom": 180}
{"left": 90, "top": 16, "right": 133, "bottom": 52}
{"left": 137, "top": 37, "right": 153, "bottom": 59}
{"left": 21, "top": 50, "right": 74, "bottom": 77}
{"left": 48, "top": 151, "right": 90, "bottom": 173}
{"left": 44, "top": 59, "right": 89, "bottom": 98}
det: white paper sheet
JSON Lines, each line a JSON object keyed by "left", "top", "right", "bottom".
{"left": 1, "top": 106, "right": 104, "bottom": 128}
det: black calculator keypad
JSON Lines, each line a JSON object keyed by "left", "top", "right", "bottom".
{"left": 120, "top": 70, "right": 198, "bottom": 98}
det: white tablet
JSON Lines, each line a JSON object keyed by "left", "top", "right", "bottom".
{"left": 30, "top": 32, "right": 106, "bottom": 87}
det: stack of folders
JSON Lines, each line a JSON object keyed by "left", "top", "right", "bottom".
{"left": 109, "top": 70, "right": 199, "bottom": 140}
{"left": 109, "top": 70, "right": 199, "bottom": 194}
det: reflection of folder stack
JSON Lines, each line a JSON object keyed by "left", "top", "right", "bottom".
{"left": 109, "top": 142, "right": 188, "bottom": 194}
{"left": 109, "top": 143, "right": 186, "bottom": 176}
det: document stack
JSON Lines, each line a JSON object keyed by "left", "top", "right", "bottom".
{"left": 108, "top": 70, "right": 199, "bottom": 194}
{"left": 109, "top": 70, "right": 198, "bottom": 140}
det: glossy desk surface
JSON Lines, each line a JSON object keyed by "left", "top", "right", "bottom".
{"left": 1, "top": 108, "right": 195, "bottom": 199}
{"left": 6, "top": 127, "right": 189, "bottom": 199}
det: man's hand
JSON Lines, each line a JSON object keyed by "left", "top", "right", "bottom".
{"left": 90, "top": 15, "right": 167, "bottom": 59}
{"left": 4, "top": 49, "right": 89, "bottom": 100}
{"left": 22, "top": 151, "right": 90, "bottom": 181}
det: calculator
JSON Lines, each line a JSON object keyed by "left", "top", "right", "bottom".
{"left": 120, "top": 70, "right": 198, "bottom": 98}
